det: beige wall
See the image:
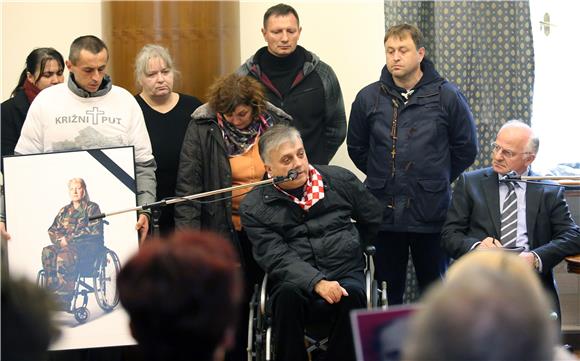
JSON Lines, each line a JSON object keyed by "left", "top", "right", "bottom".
{"left": 1, "top": 1, "right": 102, "bottom": 100}
{"left": 1, "top": 0, "right": 384, "bottom": 175}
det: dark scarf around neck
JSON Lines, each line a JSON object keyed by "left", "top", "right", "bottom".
{"left": 23, "top": 80, "right": 41, "bottom": 103}
{"left": 217, "top": 112, "right": 273, "bottom": 156}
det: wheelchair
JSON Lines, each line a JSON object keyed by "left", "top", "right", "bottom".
{"left": 247, "top": 245, "right": 387, "bottom": 361}
{"left": 37, "top": 244, "right": 121, "bottom": 324}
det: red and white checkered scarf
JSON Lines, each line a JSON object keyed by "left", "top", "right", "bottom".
{"left": 276, "top": 165, "right": 325, "bottom": 211}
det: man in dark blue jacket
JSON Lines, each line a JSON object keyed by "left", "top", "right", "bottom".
{"left": 347, "top": 24, "right": 478, "bottom": 305}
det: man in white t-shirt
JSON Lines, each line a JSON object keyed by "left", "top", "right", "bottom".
{"left": 15, "top": 35, "right": 156, "bottom": 242}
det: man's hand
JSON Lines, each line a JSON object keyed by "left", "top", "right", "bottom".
{"left": 314, "top": 279, "right": 349, "bottom": 304}
{"left": 136, "top": 214, "right": 149, "bottom": 243}
{"left": 519, "top": 251, "right": 536, "bottom": 267}
{"left": 0, "top": 221, "right": 10, "bottom": 241}
{"left": 476, "top": 237, "right": 502, "bottom": 250}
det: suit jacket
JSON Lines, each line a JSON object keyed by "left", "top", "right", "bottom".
{"left": 441, "top": 167, "right": 580, "bottom": 302}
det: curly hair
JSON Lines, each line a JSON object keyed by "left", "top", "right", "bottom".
{"left": 207, "top": 73, "right": 267, "bottom": 117}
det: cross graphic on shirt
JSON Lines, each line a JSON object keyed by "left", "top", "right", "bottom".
{"left": 86, "top": 107, "right": 105, "bottom": 125}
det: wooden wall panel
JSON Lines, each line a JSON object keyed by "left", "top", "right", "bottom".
{"left": 102, "top": 1, "right": 240, "bottom": 101}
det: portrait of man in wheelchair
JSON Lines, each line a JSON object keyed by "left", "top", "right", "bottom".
{"left": 37, "top": 177, "right": 120, "bottom": 324}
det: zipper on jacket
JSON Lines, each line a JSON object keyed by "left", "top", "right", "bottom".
{"left": 390, "top": 98, "right": 399, "bottom": 178}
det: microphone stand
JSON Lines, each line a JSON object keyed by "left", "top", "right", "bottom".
{"left": 518, "top": 176, "right": 580, "bottom": 186}
{"left": 501, "top": 175, "right": 580, "bottom": 188}
{"left": 89, "top": 176, "right": 292, "bottom": 223}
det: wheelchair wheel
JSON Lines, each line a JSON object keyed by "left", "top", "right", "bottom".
{"left": 93, "top": 248, "right": 121, "bottom": 311}
{"left": 248, "top": 284, "right": 267, "bottom": 361}
{"left": 74, "top": 307, "right": 90, "bottom": 323}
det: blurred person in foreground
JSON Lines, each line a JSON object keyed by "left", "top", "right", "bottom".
{"left": 1, "top": 275, "right": 61, "bottom": 361}
{"left": 117, "top": 230, "right": 242, "bottom": 361}
{"left": 401, "top": 251, "right": 569, "bottom": 361}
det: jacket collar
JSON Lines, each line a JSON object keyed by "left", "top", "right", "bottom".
{"left": 67, "top": 73, "right": 112, "bottom": 98}
{"left": 481, "top": 168, "right": 501, "bottom": 239}
{"left": 481, "top": 167, "right": 544, "bottom": 245}
{"left": 244, "top": 46, "right": 319, "bottom": 80}
{"left": 380, "top": 57, "right": 443, "bottom": 94}
{"left": 262, "top": 165, "right": 331, "bottom": 204}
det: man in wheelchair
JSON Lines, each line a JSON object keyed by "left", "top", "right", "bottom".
{"left": 41, "top": 178, "right": 103, "bottom": 307}
{"left": 241, "top": 124, "right": 383, "bottom": 361}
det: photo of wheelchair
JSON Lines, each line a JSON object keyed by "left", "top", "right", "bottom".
{"left": 247, "top": 245, "right": 387, "bottom": 361}
{"left": 37, "top": 244, "right": 121, "bottom": 324}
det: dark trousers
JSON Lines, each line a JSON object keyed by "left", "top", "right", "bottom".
{"left": 271, "top": 277, "right": 366, "bottom": 361}
{"left": 374, "top": 231, "right": 448, "bottom": 305}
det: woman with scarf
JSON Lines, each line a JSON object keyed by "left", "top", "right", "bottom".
{"left": 175, "top": 73, "right": 291, "bottom": 360}
{"left": 1, "top": 48, "right": 64, "bottom": 165}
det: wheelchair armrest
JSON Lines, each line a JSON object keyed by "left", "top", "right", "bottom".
{"left": 364, "top": 245, "right": 376, "bottom": 256}
{"left": 259, "top": 274, "right": 268, "bottom": 316}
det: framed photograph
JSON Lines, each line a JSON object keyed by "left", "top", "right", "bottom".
{"left": 350, "top": 304, "right": 418, "bottom": 361}
{"left": 3, "top": 146, "right": 139, "bottom": 350}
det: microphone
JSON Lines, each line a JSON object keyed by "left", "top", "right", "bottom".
{"left": 499, "top": 171, "right": 519, "bottom": 183}
{"left": 89, "top": 213, "right": 106, "bottom": 221}
{"left": 497, "top": 171, "right": 579, "bottom": 189}
{"left": 273, "top": 169, "right": 299, "bottom": 182}
{"left": 90, "top": 169, "right": 302, "bottom": 221}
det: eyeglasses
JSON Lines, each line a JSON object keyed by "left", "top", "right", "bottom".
{"left": 490, "top": 142, "right": 532, "bottom": 158}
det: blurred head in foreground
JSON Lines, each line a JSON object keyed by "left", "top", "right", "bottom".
{"left": 118, "top": 230, "right": 242, "bottom": 361}
{"left": 402, "top": 251, "right": 557, "bottom": 361}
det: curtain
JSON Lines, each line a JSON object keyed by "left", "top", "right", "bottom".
{"left": 384, "top": 0, "right": 534, "bottom": 169}
{"left": 383, "top": 0, "right": 535, "bottom": 302}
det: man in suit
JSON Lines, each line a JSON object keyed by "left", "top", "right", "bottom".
{"left": 441, "top": 120, "right": 580, "bottom": 316}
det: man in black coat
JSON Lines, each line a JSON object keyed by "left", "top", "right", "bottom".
{"left": 240, "top": 124, "right": 382, "bottom": 361}
{"left": 441, "top": 120, "right": 580, "bottom": 317}
{"left": 238, "top": 3, "right": 346, "bottom": 165}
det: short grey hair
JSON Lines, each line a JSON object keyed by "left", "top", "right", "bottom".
{"left": 258, "top": 124, "right": 302, "bottom": 164}
{"left": 501, "top": 119, "right": 540, "bottom": 155}
{"left": 134, "top": 44, "right": 178, "bottom": 88}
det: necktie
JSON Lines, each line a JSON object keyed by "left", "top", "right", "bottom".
{"left": 500, "top": 182, "right": 518, "bottom": 247}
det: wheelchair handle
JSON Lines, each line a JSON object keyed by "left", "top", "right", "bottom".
{"left": 364, "top": 245, "right": 376, "bottom": 256}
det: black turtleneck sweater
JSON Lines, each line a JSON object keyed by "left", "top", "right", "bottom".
{"left": 257, "top": 47, "right": 305, "bottom": 97}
